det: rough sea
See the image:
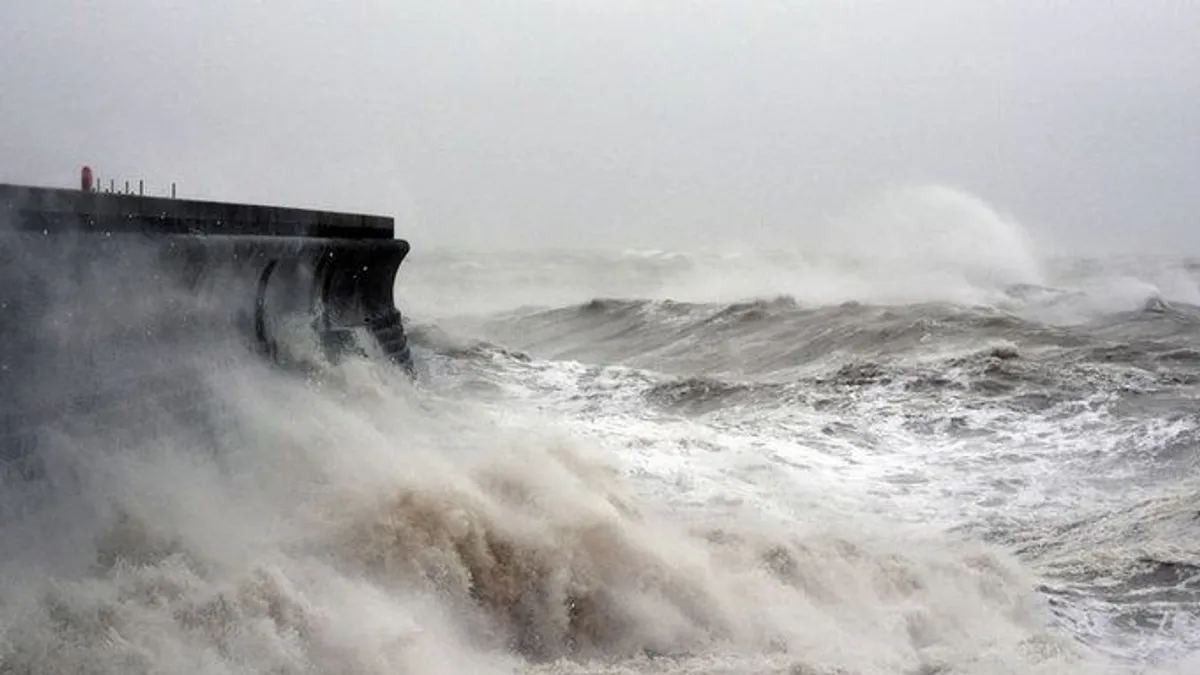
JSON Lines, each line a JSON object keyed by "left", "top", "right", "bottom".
{"left": 2, "top": 187, "right": 1199, "bottom": 674}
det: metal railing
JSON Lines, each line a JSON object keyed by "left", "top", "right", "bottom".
{"left": 80, "top": 165, "right": 176, "bottom": 198}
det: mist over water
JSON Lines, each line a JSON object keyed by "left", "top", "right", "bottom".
{"left": 399, "top": 184, "right": 1185, "bottom": 322}
{"left": 3, "top": 184, "right": 1200, "bottom": 674}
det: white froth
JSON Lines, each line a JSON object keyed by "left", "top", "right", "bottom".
{"left": 7, "top": 186, "right": 1200, "bottom": 673}
{"left": 480, "top": 331, "right": 1200, "bottom": 672}
{"left": 0, "top": 338, "right": 1123, "bottom": 675}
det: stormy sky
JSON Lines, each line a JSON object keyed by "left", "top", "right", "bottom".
{"left": 1, "top": 1, "right": 1197, "bottom": 254}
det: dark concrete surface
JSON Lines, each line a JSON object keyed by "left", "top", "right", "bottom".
{"left": 0, "top": 182, "right": 395, "bottom": 239}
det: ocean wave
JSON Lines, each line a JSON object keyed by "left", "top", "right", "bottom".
{"left": 7, "top": 239, "right": 1200, "bottom": 671}
{"left": 1005, "top": 490, "right": 1200, "bottom": 662}
{"left": 457, "top": 293, "right": 1200, "bottom": 388}
{"left": 0, "top": 349, "right": 1089, "bottom": 674}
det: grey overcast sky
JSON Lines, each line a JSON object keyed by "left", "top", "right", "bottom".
{"left": 1, "top": 1, "right": 1197, "bottom": 254}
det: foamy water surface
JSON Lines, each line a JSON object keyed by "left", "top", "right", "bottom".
{"left": 3, "top": 185, "right": 1199, "bottom": 674}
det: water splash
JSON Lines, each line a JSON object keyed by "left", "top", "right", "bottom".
{"left": 0, "top": 347, "right": 1101, "bottom": 674}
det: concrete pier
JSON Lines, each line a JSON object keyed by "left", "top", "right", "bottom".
{"left": 0, "top": 182, "right": 395, "bottom": 240}
{"left": 0, "top": 178, "right": 413, "bottom": 482}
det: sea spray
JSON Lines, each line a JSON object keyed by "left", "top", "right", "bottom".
{"left": 0, "top": 342, "right": 1096, "bottom": 674}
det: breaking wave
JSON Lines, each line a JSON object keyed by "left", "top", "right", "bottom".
{"left": 460, "top": 293, "right": 1200, "bottom": 384}
{"left": 400, "top": 184, "right": 1055, "bottom": 317}
{"left": 4, "top": 184, "right": 1200, "bottom": 673}
{"left": 1, "top": 339, "right": 1105, "bottom": 675}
